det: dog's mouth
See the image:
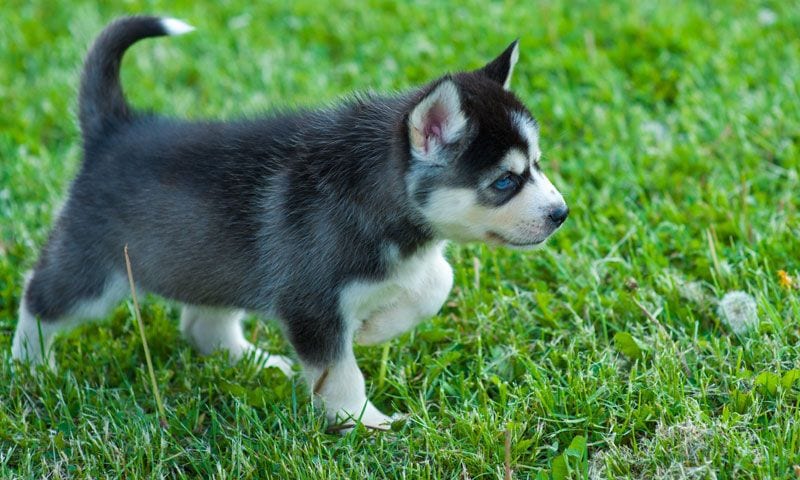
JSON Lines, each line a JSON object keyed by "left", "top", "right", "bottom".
{"left": 485, "top": 231, "right": 546, "bottom": 248}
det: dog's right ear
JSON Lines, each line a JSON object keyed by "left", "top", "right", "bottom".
{"left": 475, "top": 40, "right": 520, "bottom": 90}
{"left": 408, "top": 79, "right": 467, "bottom": 161}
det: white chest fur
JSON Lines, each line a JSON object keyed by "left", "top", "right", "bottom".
{"left": 339, "top": 241, "right": 454, "bottom": 345}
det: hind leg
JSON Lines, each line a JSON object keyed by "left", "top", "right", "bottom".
{"left": 179, "top": 305, "right": 294, "bottom": 376}
{"left": 12, "top": 269, "right": 128, "bottom": 369}
{"left": 12, "top": 293, "right": 59, "bottom": 369}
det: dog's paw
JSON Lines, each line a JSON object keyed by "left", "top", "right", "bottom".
{"left": 11, "top": 343, "right": 56, "bottom": 373}
{"left": 243, "top": 348, "right": 295, "bottom": 377}
{"left": 327, "top": 402, "right": 406, "bottom": 434}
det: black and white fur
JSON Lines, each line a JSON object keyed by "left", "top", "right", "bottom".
{"left": 12, "top": 17, "right": 568, "bottom": 430}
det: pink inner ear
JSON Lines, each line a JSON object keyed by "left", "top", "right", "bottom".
{"left": 422, "top": 103, "right": 447, "bottom": 153}
{"left": 428, "top": 123, "right": 442, "bottom": 139}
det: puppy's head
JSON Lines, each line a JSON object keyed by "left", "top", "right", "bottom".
{"left": 406, "top": 41, "right": 568, "bottom": 249}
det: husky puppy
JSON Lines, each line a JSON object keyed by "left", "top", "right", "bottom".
{"left": 12, "top": 16, "right": 568, "bottom": 430}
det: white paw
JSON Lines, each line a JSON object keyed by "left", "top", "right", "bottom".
{"left": 327, "top": 401, "right": 403, "bottom": 434}
{"left": 11, "top": 335, "right": 56, "bottom": 371}
{"left": 10, "top": 352, "right": 57, "bottom": 373}
{"left": 244, "top": 348, "right": 295, "bottom": 377}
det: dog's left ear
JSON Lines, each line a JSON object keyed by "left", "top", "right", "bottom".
{"left": 475, "top": 40, "right": 520, "bottom": 90}
{"left": 408, "top": 79, "right": 467, "bottom": 160}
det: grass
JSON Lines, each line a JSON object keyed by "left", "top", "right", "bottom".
{"left": 1, "top": 0, "right": 799, "bottom": 478}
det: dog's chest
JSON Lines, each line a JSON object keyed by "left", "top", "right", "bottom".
{"left": 339, "top": 242, "right": 452, "bottom": 325}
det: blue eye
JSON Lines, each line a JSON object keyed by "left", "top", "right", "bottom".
{"left": 493, "top": 174, "right": 516, "bottom": 191}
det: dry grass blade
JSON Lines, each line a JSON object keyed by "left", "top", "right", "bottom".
{"left": 313, "top": 367, "right": 330, "bottom": 395}
{"left": 124, "top": 244, "right": 167, "bottom": 428}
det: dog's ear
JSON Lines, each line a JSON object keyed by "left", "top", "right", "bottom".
{"left": 408, "top": 79, "right": 467, "bottom": 159}
{"left": 475, "top": 40, "right": 519, "bottom": 90}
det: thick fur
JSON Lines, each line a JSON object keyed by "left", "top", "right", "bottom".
{"left": 12, "top": 17, "right": 567, "bottom": 429}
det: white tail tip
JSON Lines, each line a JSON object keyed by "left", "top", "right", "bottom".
{"left": 161, "top": 18, "right": 195, "bottom": 36}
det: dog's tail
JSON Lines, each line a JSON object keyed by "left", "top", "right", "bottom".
{"left": 79, "top": 16, "right": 193, "bottom": 142}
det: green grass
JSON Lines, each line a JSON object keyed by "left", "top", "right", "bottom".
{"left": 1, "top": 0, "right": 799, "bottom": 478}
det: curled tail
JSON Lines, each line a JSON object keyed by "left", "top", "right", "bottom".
{"left": 79, "top": 16, "right": 193, "bottom": 142}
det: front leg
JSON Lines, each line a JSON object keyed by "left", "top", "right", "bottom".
{"left": 282, "top": 308, "right": 396, "bottom": 431}
{"left": 355, "top": 300, "right": 431, "bottom": 345}
{"left": 302, "top": 344, "right": 395, "bottom": 431}
{"left": 355, "top": 254, "right": 453, "bottom": 346}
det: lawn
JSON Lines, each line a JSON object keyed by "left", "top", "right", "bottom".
{"left": 1, "top": 0, "right": 799, "bottom": 478}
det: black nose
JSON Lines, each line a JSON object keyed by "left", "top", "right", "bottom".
{"left": 548, "top": 205, "right": 569, "bottom": 226}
